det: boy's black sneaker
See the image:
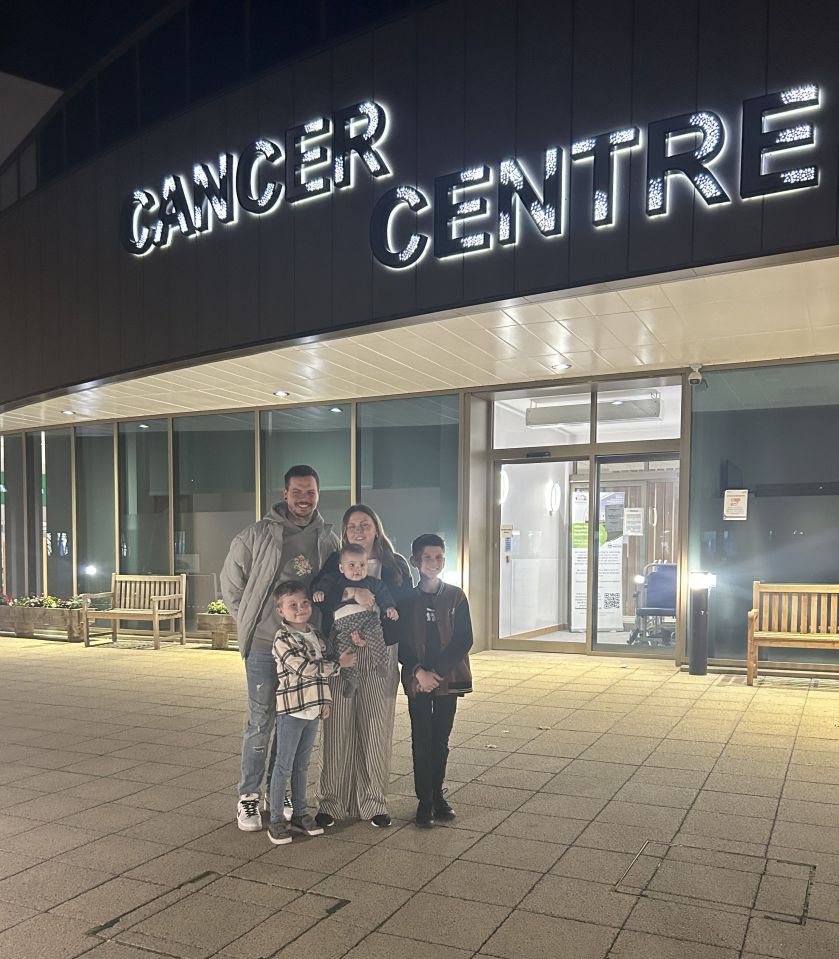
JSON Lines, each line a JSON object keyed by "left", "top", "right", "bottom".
{"left": 433, "top": 798, "right": 456, "bottom": 821}
{"left": 314, "top": 811, "right": 335, "bottom": 828}
{"left": 370, "top": 813, "right": 391, "bottom": 828}
{"left": 415, "top": 802, "right": 435, "bottom": 828}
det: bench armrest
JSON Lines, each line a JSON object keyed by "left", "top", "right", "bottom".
{"left": 151, "top": 593, "right": 185, "bottom": 607}
{"left": 81, "top": 591, "right": 114, "bottom": 611}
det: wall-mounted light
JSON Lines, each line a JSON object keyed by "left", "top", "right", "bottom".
{"left": 499, "top": 469, "right": 509, "bottom": 506}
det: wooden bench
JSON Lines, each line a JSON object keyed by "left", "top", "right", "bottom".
{"left": 747, "top": 581, "right": 839, "bottom": 685}
{"left": 81, "top": 574, "right": 187, "bottom": 649}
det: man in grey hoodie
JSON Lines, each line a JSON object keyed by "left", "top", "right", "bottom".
{"left": 221, "top": 464, "right": 339, "bottom": 831}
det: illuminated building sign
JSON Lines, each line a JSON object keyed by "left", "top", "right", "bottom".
{"left": 120, "top": 84, "right": 823, "bottom": 268}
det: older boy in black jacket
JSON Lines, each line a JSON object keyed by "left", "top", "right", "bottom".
{"left": 398, "top": 534, "right": 473, "bottom": 828}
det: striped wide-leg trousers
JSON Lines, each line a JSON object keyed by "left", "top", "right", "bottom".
{"left": 316, "top": 643, "right": 399, "bottom": 820}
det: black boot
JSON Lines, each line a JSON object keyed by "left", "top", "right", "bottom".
{"left": 433, "top": 794, "right": 456, "bottom": 821}
{"left": 415, "top": 801, "right": 435, "bottom": 828}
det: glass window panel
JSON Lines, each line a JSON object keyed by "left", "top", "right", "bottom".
{"left": 76, "top": 425, "right": 116, "bottom": 595}
{"left": 689, "top": 360, "right": 839, "bottom": 665}
{"left": 249, "top": 0, "right": 321, "bottom": 73}
{"left": 19, "top": 142, "right": 37, "bottom": 197}
{"left": 494, "top": 386, "right": 592, "bottom": 448}
{"left": 98, "top": 51, "right": 137, "bottom": 149}
{"left": 65, "top": 81, "right": 97, "bottom": 169}
{"left": 38, "top": 109, "right": 65, "bottom": 184}
{"left": 25, "top": 432, "right": 44, "bottom": 595}
{"left": 44, "top": 430, "right": 74, "bottom": 598}
{"left": 1, "top": 435, "right": 26, "bottom": 597}
{"left": 358, "top": 395, "right": 460, "bottom": 568}
{"left": 596, "top": 377, "right": 682, "bottom": 443}
{"left": 0, "top": 161, "right": 18, "bottom": 212}
{"left": 119, "top": 420, "right": 170, "bottom": 577}
{"left": 260, "top": 406, "right": 351, "bottom": 530}
{"left": 189, "top": 0, "right": 246, "bottom": 101}
{"left": 593, "top": 456, "right": 680, "bottom": 653}
{"left": 499, "top": 460, "right": 586, "bottom": 645}
{"left": 139, "top": 12, "right": 187, "bottom": 126}
{"left": 173, "top": 413, "right": 255, "bottom": 627}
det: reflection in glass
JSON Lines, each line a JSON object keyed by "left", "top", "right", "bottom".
{"left": 174, "top": 413, "right": 255, "bottom": 627}
{"left": 76, "top": 425, "right": 116, "bottom": 595}
{"left": 260, "top": 406, "right": 351, "bottom": 530}
{"left": 494, "top": 387, "right": 592, "bottom": 448}
{"left": 358, "top": 395, "right": 459, "bottom": 567}
{"left": 25, "top": 432, "right": 44, "bottom": 595}
{"left": 119, "top": 421, "right": 169, "bottom": 577}
{"left": 595, "top": 377, "right": 682, "bottom": 443}
{"left": 593, "top": 457, "right": 680, "bottom": 652}
{"left": 690, "top": 361, "right": 839, "bottom": 665}
{"left": 499, "top": 461, "right": 585, "bottom": 644}
{"left": 0, "top": 435, "right": 26, "bottom": 596}
{"left": 44, "top": 430, "right": 74, "bottom": 597}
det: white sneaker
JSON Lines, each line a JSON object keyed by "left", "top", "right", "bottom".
{"left": 237, "top": 793, "right": 262, "bottom": 831}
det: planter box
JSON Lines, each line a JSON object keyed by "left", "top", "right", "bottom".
{"left": 0, "top": 605, "right": 85, "bottom": 642}
{"left": 196, "top": 613, "right": 237, "bottom": 650}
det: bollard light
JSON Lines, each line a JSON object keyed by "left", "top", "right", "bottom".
{"left": 688, "top": 571, "right": 716, "bottom": 676}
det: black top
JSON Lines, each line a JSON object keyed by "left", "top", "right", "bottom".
{"left": 312, "top": 549, "right": 414, "bottom": 643}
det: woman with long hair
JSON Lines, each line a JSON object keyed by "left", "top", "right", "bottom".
{"left": 312, "top": 504, "right": 413, "bottom": 827}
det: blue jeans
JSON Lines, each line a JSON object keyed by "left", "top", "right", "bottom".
{"left": 268, "top": 712, "right": 320, "bottom": 823}
{"left": 238, "top": 649, "right": 279, "bottom": 796}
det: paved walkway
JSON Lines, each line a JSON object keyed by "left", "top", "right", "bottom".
{"left": 1, "top": 638, "right": 838, "bottom": 959}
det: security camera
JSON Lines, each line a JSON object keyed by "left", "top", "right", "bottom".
{"left": 688, "top": 365, "right": 703, "bottom": 386}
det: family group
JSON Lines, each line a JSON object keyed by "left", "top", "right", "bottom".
{"left": 220, "top": 465, "right": 473, "bottom": 845}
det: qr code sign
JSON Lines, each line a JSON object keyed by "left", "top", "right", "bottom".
{"left": 603, "top": 592, "right": 620, "bottom": 610}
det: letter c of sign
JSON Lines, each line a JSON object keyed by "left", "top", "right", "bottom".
{"left": 369, "top": 185, "right": 429, "bottom": 268}
{"left": 119, "top": 190, "right": 158, "bottom": 255}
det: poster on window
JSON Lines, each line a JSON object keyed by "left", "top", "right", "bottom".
{"left": 570, "top": 488, "right": 625, "bottom": 631}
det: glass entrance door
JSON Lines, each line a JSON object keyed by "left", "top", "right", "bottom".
{"left": 498, "top": 459, "right": 587, "bottom": 649}
{"left": 592, "top": 457, "right": 680, "bottom": 653}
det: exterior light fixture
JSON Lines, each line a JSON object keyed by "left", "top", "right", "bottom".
{"left": 273, "top": 390, "right": 289, "bottom": 397}
{"left": 611, "top": 400, "right": 624, "bottom": 406}
{"left": 551, "top": 362, "right": 572, "bottom": 371}
{"left": 61, "top": 409, "right": 75, "bottom": 415}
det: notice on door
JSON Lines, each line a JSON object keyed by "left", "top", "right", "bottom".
{"left": 623, "top": 507, "right": 644, "bottom": 537}
{"left": 723, "top": 489, "right": 749, "bottom": 521}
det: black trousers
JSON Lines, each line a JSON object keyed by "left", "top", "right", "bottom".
{"left": 407, "top": 692, "right": 458, "bottom": 805}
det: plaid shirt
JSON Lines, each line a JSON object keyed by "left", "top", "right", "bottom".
{"left": 272, "top": 622, "right": 339, "bottom": 715}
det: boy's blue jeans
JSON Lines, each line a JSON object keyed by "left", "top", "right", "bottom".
{"left": 268, "top": 712, "right": 320, "bottom": 823}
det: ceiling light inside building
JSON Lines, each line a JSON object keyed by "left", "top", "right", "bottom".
{"left": 138, "top": 423, "right": 149, "bottom": 429}
{"left": 330, "top": 406, "right": 342, "bottom": 413}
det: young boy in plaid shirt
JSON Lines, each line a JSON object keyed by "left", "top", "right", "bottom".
{"left": 266, "top": 580, "right": 359, "bottom": 845}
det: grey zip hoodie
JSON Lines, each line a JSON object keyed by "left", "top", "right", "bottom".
{"left": 220, "top": 504, "right": 338, "bottom": 659}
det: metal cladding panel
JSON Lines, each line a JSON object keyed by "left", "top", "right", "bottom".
{"left": 567, "top": 0, "right": 635, "bottom": 286}
{"left": 1, "top": 0, "right": 839, "bottom": 409}
{"left": 691, "top": 0, "right": 766, "bottom": 265}
{"left": 626, "top": 0, "right": 700, "bottom": 277}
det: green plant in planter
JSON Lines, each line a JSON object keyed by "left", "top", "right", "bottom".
{"left": 207, "top": 599, "right": 229, "bottom": 615}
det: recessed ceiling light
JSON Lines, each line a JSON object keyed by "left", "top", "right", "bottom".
{"left": 61, "top": 409, "right": 75, "bottom": 415}
{"left": 138, "top": 423, "right": 150, "bottom": 429}
{"left": 273, "top": 390, "right": 289, "bottom": 398}
{"left": 330, "top": 406, "right": 342, "bottom": 413}
{"left": 611, "top": 400, "right": 624, "bottom": 406}
{"left": 551, "top": 363, "right": 572, "bottom": 371}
